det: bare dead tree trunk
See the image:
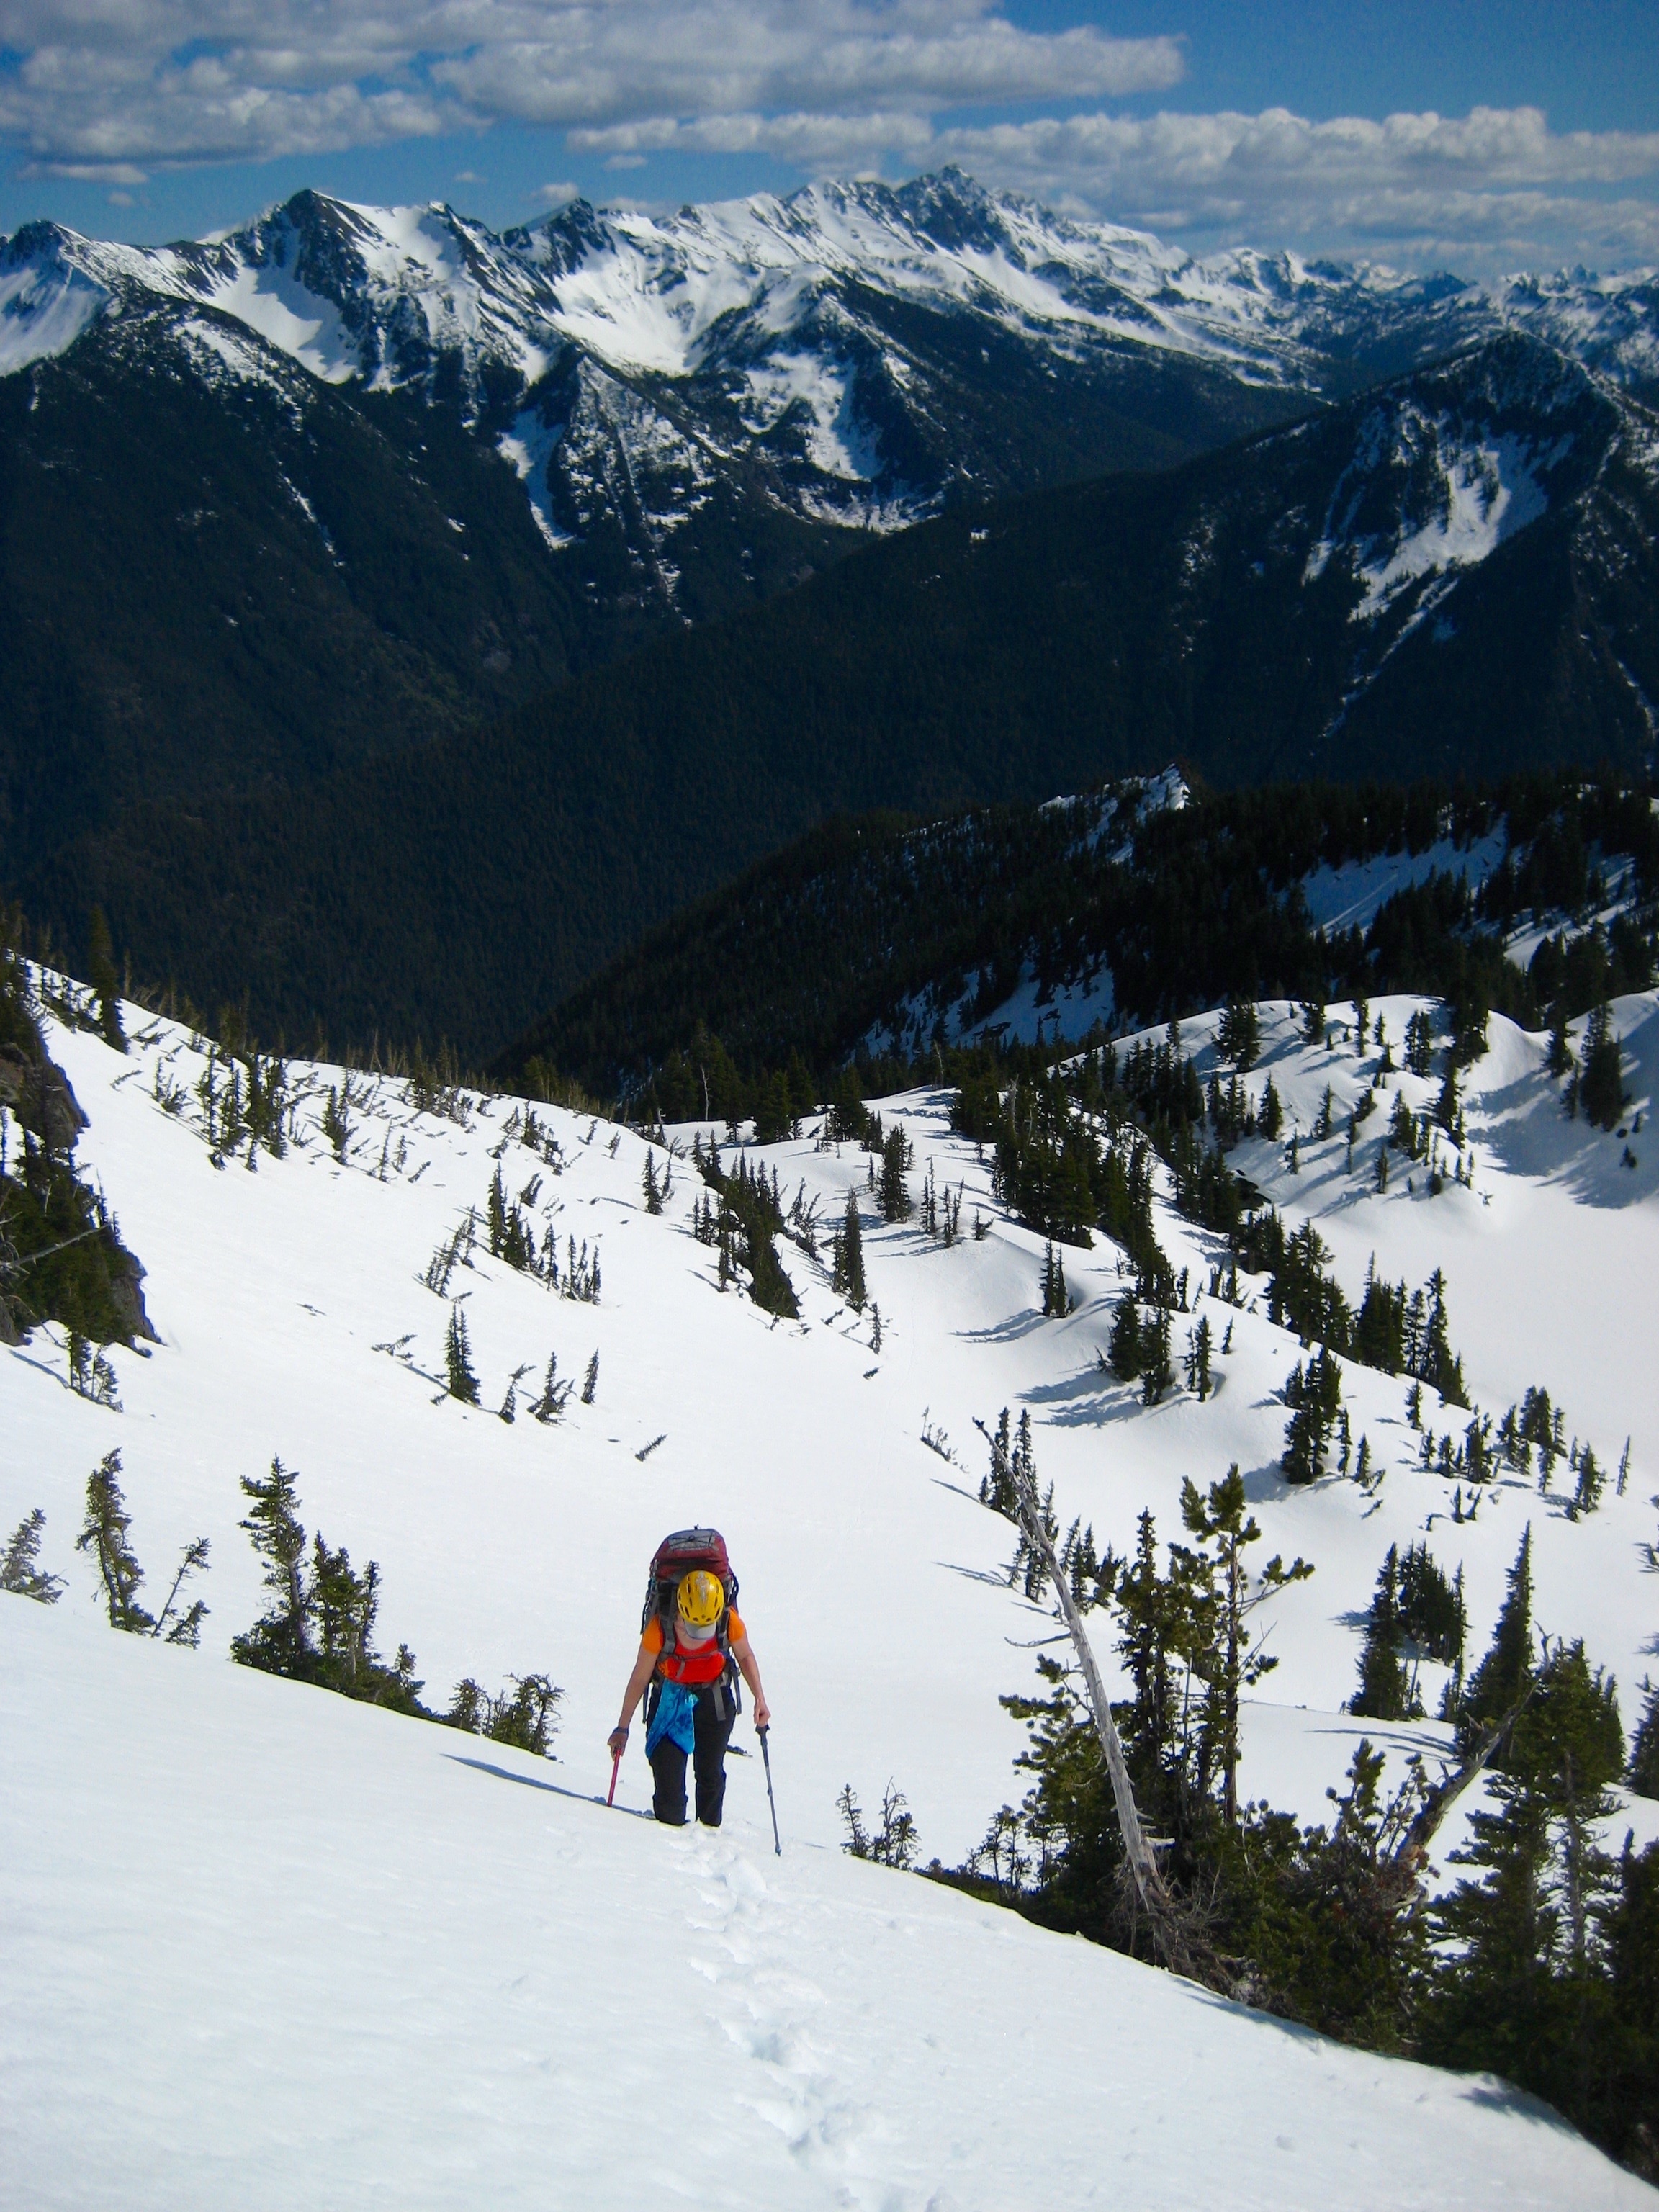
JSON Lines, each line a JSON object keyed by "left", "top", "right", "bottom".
{"left": 1014, "top": 1477, "right": 1166, "bottom": 1910}
{"left": 1388, "top": 1658, "right": 1555, "bottom": 1890}
{"left": 986, "top": 1432, "right": 1215, "bottom": 1979}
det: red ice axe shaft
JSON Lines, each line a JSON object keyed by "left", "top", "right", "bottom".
{"left": 607, "top": 1749, "right": 621, "bottom": 1807}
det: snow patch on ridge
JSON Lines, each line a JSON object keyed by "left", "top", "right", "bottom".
{"left": 194, "top": 261, "right": 357, "bottom": 385}
{"left": 498, "top": 409, "right": 575, "bottom": 552}
{"left": 1353, "top": 433, "right": 1560, "bottom": 618}
{"left": 0, "top": 242, "right": 109, "bottom": 373}
{"left": 1300, "top": 830, "right": 1508, "bottom": 934}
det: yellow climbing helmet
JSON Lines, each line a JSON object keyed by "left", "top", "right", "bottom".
{"left": 677, "top": 1569, "right": 726, "bottom": 1630}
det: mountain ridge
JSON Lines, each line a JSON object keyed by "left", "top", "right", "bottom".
{"left": 22, "top": 328, "right": 1658, "bottom": 1061}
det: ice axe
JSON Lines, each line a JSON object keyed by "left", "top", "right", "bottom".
{"left": 607, "top": 1748, "right": 621, "bottom": 1807}
{"left": 757, "top": 1725, "right": 781, "bottom": 1856}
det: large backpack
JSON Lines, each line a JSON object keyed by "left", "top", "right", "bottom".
{"left": 641, "top": 1527, "right": 739, "bottom": 1659}
{"left": 641, "top": 1528, "right": 742, "bottom": 1724}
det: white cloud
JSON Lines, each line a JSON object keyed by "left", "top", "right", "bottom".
{"left": 930, "top": 104, "right": 1659, "bottom": 266}
{"left": 0, "top": 0, "right": 1180, "bottom": 168}
{"left": 0, "top": 0, "right": 1653, "bottom": 271}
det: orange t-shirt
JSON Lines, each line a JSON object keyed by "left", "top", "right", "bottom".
{"left": 642, "top": 1609, "right": 745, "bottom": 1656}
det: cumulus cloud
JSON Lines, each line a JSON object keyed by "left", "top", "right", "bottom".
{"left": 932, "top": 104, "right": 1659, "bottom": 264}
{"left": 0, "top": 0, "right": 1653, "bottom": 269}
{"left": 0, "top": 0, "right": 1180, "bottom": 168}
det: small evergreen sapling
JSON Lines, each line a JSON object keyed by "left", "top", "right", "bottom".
{"left": 76, "top": 1449, "right": 151, "bottom": 1630}
{"left": 1, "top": 1508, "right": 65, "bottom": 1603}
{"left": 831, "top": 1189, "right": 866, "bottom": 1310}
{"left": 581, "top": 1350, "right": 599, "bottom": 1405}
{"left": 529, "top": 1352, "right": 572, "bottom": 1423}
{"left": 445, "top": 1302, "right": 480, "bottom": 1404}
{"left": 837, "top": 1781, "right": 919, "bottom": 1868}
{"left": 1184, "top": 1313, "right": 1213, "bottom": 1400}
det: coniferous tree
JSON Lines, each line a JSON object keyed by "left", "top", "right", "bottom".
{"left": 445, "top": 1303, "right": 480, "bottom": 1404}
{"left": 1109, "top": 1291, "right": 1143, "bottom": 1381}
{"left": 1350, "top": 1547, "right": 1419, "bottom": 1719}
{"left": 1570, "top": 1444, "right": 1604, "bottom": 1519}
{"left": 1217, "top": 994, "right": 1260, "bottom": 1071}
{"left": 1434, "top": 1065, "right": 1461, "bottom": 1133}
{"left": 878, "top": 1126, "right": 912, "bottom": 1223}
{"left": 831, "top": 1188, "right": 867, "bottom": 1310}
{"left": 1184, "top": 1314, "right": 1213, "bottom": 1400}
{"left": 1257, "top": 1074, "right": 1282, "bottom": 1141}
{"left": 1397, "top": 1543, "right": 1465, "bottom": 1664}
{"left": 1141, "top": 1306, "right": 1172, "bottom": 1405}
{"left": 76, "top": 1449, "right": 152, "bottom": 1630}
{"left": 1629, "top": 1680, "right": 1659, "bottom": 1800}
{"left": 1282, "top": 1350, "right": 1341, "bottom": 1483}
{"left": 231, "top": 1457, "right": 313, "bottom": 1675}
{"left": 150, "top": 1535, "right": 211, "bottom": 1646}
{"left": 86, "top": 907, "right": 126, "bottom": 1054}
{"left": 1, "top": 1508, "right": 64, "bottom": 1602}
{"left": 581, "top": 1350, "right": 599, "bottom": 1405}
{"left": 1180, "top": 1465, "right": 1314, "bottom": 1822}
{"left": 1426, "top": 1642, "right": 1625, "bottom": 2119}
{"left": 1040, "top": 1241, "right": 1069, "bottom": 1318}
{"left": 1579, "top": 1003, "right": 1624, "bottom": 1131}
{"left": 1302, "top": 999, "right": 1326, "bottom": 1047}
{"left": 642, "top": 1151, "right": 663, "bottom": 1214}
{"left": 1457, "top": 1525, "right": 1534, "bottom": 1752}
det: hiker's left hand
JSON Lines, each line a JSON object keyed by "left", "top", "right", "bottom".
{"left": 753, "top": 1696, "right": 770, "bottom": 1729}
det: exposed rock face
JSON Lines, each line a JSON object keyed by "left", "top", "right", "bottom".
{"left": 0, "top": 1044, "right": 89, "bottom": 1156}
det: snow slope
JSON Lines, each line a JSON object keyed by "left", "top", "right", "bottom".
{"left": 6, "top": 968, "right": 1659, "bottom": 2198}
{"left": 6, "top": 977, "right": 1657, "bottom": 1870}
{"left": 4, "top": 1593, "right": 1652, "bottom": 2212}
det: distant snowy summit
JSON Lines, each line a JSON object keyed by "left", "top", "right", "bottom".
{"left": 3, "top": 168, "right": 1656, "bottom": 562}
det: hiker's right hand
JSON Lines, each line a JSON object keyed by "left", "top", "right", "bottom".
{"left": 608, "top": 1726, "right": 629, "bottom": 1759}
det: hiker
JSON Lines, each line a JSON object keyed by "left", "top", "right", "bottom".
{"left": 609, "top": 1547, "right": 770, "bottom": 1827}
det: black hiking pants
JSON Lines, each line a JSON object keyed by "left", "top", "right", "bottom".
{"left": 649, "top": 1692, "right": 734, "bottom": 1827}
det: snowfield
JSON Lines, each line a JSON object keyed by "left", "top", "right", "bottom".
{"left": 4, "top": 974, "right": 1658, "bottom": 2203}
{"left": 4, "top": 1596, "right": 1653, "bottom": 2211}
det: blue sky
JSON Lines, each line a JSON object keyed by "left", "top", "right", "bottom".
{"left": 2, "top": 0, "right": 1655, "bottom": 271}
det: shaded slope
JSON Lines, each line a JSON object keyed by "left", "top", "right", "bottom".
{"left": 20, "top": 333, "right": 1658, "bottom": 1060}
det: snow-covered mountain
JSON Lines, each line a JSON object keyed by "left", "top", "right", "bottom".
{"left": 5, "top": 960, "right": 1659, "bottom": 2198}
{"left": 4, "top": 169, "right": 1656, "bottom": 566}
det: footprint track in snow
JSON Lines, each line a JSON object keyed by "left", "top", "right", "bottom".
{"left": 672, "top": 1833, "right": 875, "bottom": 2182}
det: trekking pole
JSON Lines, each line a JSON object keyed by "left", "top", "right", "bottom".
{"left": 607, "top": 1750, "right": 621, "bottom": 1807}
{"left": 757, "top": 1726, "right": 781, "bottom": 1856}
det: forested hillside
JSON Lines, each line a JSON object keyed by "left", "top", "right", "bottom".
{"left": 20, "top": 333, "right": 1658, "bottom": 1064}
{"left": 501, "top": 771, "right": 1659, "bottom": 1102}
